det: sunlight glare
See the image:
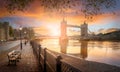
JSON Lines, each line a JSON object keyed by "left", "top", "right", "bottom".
{"left": 47, "top": 25, "right": 60, "bottom": 36}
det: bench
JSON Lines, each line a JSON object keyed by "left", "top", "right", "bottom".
{"left": 7, "top": 50, "right": 21, "bottom": 65}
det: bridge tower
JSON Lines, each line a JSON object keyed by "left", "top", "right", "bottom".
{"left": 59, "top": 19, "right": 68, "bottom": 45}
{"left": 81, "top": 22, "right": 88, "bottom": 38}
{"left": 61, "top": 19, "right": 67, "bottom": 38}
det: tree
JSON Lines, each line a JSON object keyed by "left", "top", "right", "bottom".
{"left": 9, "top": 26, "right": 14, "bottom": 37}
{"left": 3, "top": 0, "right": 118, "bottom": 18}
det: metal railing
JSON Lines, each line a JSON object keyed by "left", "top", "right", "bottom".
{"left": 30, "top": 40, "right": 81, "bottom": 72}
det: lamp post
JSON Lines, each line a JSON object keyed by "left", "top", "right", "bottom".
{"left": 24, "top": 31, "right": 27, "bottom": 39}
{"left": 19, "top": 27, "right": 22, "bottom": 50}
{"left": 24, "top": 31, "right": 27, "bottom": 44}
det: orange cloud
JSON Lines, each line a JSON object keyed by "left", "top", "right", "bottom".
{"left": 0, "top": 0, "right": 120, "bottom": 36}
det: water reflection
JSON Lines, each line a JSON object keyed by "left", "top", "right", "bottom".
{"left": 40, "top": 39, "right": 120, "bottom": 67}
{"left": 59, "top": 39, "right": 68, "bottom": 54}
{"left": 59, "top": 40, "right": 88, "bottom": 59}
{"left": 80, "top": 41, "right": 88, "bottom": 59}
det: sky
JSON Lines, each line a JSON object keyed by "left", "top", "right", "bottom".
{"left": 0, "top": 0, "right": 120, "bottom": 36}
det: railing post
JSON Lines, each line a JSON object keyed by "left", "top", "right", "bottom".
{"left": 38, "top": 44, "right": 41, "bottom": 65}
{"left": 30, "top": 41, "right": 33, "bottom": 48}
{"left": 44, "top": 48, "right": 47, "bottom": 72}
{"left": 56, "top": 55, "right": 62, "bottom": 72}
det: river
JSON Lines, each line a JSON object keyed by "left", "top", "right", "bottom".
{"left": 39, "top": 39, "right": 120, "bottom": 67}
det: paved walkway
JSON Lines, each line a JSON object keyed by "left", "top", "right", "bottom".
{"left": 0, "top": 43, "right": 40, "bottom": 72}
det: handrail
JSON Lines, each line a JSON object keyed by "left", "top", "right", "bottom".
{"left": 61, "top": 60, "right": 81, "bottom": 72}
{"left": 30, "top": 40, "right": 82, "bottom": 72}
{"left": 46, "top": 49, "right": 58, "bottom": 59}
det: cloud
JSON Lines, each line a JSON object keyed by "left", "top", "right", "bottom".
{"left": 97, "top": 28, "right": 120, "bottom": 34}
{"left": 0, "top": 0, "right": 120, "bottom": 36}
{"left": 105, "top": 28, "right": 120, "bottom": 33}
{"left": 0, "top": 16, "right": 43, "bottom": 28}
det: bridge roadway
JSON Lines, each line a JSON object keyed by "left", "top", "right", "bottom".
{"left": 35, "top": 36, "right": 82, "bottom": 40}
{"left": 67, "top": 24, "right": 81, "bottom": 28}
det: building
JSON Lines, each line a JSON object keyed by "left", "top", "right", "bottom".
{"left": 13, "top": 27, "right": 35, "bottom": 40}
{"left": 0, "top": 28, "right": 5, "bottom": 41}
{"left": 81, "top": 22, "right": 88, "bottom": 38}
{"left": 0, "top": 22, "right": 9, "bottom": 41}
{"left": 13, "top": 29, "right": 20, "bottom": 39}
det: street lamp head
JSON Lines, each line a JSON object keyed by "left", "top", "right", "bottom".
{"left": 19, "top": 27, "right": 22, "bottom": 30}
{"left": 24, "top": 31, "right": 27, "bottom": 34}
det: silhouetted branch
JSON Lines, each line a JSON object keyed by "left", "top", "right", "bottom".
{"left": 3, "top": 0, "right": 117, "bottom": 17}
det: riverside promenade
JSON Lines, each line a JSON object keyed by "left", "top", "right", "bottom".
{"left": 1, "top": 40, "right": 120, "bottom": 72}
{"left": 0, "top": 43, "right": 39, "bottom": 72}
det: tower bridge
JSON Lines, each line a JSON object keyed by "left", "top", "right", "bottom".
{"left": 59, "top": 19, "right": 89, "bottom": 53}
{"left": 60, "top": 19, "right": 88, "bottom": 41}
{"left": 33, "top": 19, "right": 90, "bottom": 40}
{"left": 67, "top": 24, "right": 81, "bottom": 28}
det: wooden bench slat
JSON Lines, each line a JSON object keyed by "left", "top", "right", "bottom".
{"left": 7, "top": 50, "right": 21, "bottom": 65}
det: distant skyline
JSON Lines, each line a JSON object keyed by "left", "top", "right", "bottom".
{"left": 0, "top": 0, "right": 120, "bottom": 36}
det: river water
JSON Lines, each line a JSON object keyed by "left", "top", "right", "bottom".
{"left": 39, "top": 39, "right": 120, "bottom": 67}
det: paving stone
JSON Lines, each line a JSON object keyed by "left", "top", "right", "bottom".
{"left": 0, "top": 43, "right": 41, "bottom": 72}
